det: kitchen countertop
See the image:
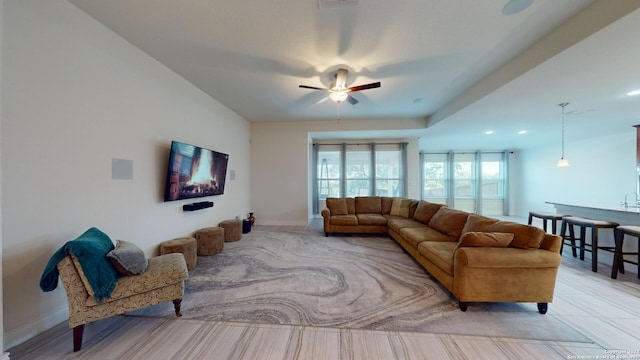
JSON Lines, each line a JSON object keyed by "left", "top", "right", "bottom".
{"left": 546, "top": 202, "right": 640, "bottom": 215}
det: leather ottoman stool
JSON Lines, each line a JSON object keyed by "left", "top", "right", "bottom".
{"left": 194, "top": 227, "right": 225, "bottom": 255}
{"left": 219, "top": 219, "right": 242, "bottom": 242}
{"left": 160, "top": 237, "right": 197, "bottom": 270}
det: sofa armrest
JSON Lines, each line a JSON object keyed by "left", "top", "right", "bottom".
{"left": 321, "top": 208, "right": 331, "bottom": 236}
{"left": 539, "top": 234, "right": 562, "bottom": 254}
{"left": 455, "top": 247, "right": 562, "bottom": 269}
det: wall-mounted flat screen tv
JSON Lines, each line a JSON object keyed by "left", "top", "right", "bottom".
{"left": 164, "top": 141, "right": 229, "bottom": 202}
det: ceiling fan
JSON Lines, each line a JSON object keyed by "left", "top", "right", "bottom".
{"left": 298, "top": 68, "right": 381, "bottom": 105}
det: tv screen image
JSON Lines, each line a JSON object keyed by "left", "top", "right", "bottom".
{"left": 164, "top": 141, "right": 229, "bottom": 202}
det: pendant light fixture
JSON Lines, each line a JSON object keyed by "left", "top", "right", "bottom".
{"left": 557, "top": 102, "right": 570, "bottom": 167}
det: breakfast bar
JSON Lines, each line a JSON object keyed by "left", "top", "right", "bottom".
{"left": 547, "top": 202, "right": 640, "bottom": 276}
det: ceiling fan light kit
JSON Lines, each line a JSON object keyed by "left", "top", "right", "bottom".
{"left": 329, "top": 91, "right": 349, "bottom": 103}
{"left": 299, "top": 68, "right": 381, "bottom": 105}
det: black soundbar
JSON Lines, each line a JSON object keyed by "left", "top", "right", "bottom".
{"left": 183, "top": 201, "right": 214, "bottom": 211}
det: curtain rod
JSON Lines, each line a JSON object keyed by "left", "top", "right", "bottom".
{"left": 420, "top": 151, "right": 514, "bottom": 154}
{"left": 314, "top": 142, "right": 406, "bottom": 146}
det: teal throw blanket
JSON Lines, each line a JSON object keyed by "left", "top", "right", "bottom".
{"left": 39, "top": 227, "right": 118, "bottom": 303}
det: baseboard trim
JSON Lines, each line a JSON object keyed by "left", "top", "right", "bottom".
{"left": 4, "top": 307, "right": 68, "bottom": 350}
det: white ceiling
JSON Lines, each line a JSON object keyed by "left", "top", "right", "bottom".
{"left": 68, "top": 0, "right": 640, "bottom": 151}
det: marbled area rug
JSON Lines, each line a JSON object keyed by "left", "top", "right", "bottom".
{"left": 131, "top": 227, "right": 588, "bottom": 342}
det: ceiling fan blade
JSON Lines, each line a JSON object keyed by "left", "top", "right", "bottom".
{"left": 348, "top": 82, "right": 381, "bottom": 92}
{"left": 346, "top": 95, "right": 359, "bottom": 105}
{"left": 314, "top": 96, "right": 330, "bottom": 104}
{"left": 299, "top": 85, "right": 326, "bottom": 91}
{"left": 335, "top": 68, "right": 348, "bottom": 89}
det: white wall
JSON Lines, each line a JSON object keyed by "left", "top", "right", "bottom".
{"left": 517, "top": 130, "right": 636, "bottom": 217}
{"left": 251, "top": 119, "right": 423, "bottom": 226}
{"left": 2, "top": 0, "right": 250, "bottom": 349}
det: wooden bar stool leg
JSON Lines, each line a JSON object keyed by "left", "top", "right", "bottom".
{"left": 551, "top": 219, "right": 557, "bottom": 235}
{"left": 568, "top": 224, "right": 578, "bottom": 257}
{"left": 637, "top": 237, "right": 640, "bottom": 279}
{"left": 591, "top": 226, "right": 598, "bottom": 272}
{"left": 527, "top": 213, "right": 533, "bottom": 225}
{"left": 578, "top": 226, "right": 586, "bottom": 260}
{"left": 619, "top": 234, "right": 626, "bottom": 274}
{"left": 542, "top": 219, "right": 548, "bottom": 233}
{"left": 612, "top": 229, "right": 624, "bottom": 279}
{"left": 559, "top": 220, "right": 565, "bottom": 253}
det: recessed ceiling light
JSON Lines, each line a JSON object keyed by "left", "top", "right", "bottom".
{"left": 485, "top": 130, "right": 494, "bottom": 135}
{"left": 627, "top": 89, "right": 640, "bottom": 96}
{"left": 518, "top": 130, "right": 527, "bottom": 134}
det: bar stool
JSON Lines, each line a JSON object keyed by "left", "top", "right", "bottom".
{"left": 612, "top": 225, "right": 640, "bottom": 279}
{"left": 528, "top": 211, "right": 568, "bottom": 234}
{"left": 560, "top": 216, "right": 619, "bottom": 272}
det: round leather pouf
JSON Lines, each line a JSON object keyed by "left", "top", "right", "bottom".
{"left": 194, "top": 227, "right": 225, "bottom": 255}
{"left": 218, "top": 219, "right": 242, "bottom": 242}
{"left": 160, "top": 237, "right": 197, "bottom": 270}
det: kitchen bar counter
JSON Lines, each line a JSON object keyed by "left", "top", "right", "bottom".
{"left": 546, "top": 202, "right": 640, "bottom": 224}
{"left": 546, "top": 202, "right": 639, "bottom": 275}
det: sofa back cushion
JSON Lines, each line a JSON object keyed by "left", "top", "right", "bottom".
{"left": 428, "top": 207, "right": 470, "bottom": 240}
{"left": 390, "top": 198, "right": 412, "bottom": 217}
{"left": 346, "top": 198, "right": 356, "bottom": 214}
{"left": 413, "top": 201, "right": 445, "bottom": 224}
{"left": 355, "top": 196, "right": 382, "bottom": 214}
{"left": 381, "top": 197, "right": 394, "bottom": 214}
{"left": 408, "top": 200, "right": 419, "bottom": 219}
{"left": 462, "top": 213, "right": 545, "bottom": 249}
{"left": 326, "top": 198, "right": 348, "bottom": 215}
{"left": 456, "top": 232, "right": 514, "bottom": 249}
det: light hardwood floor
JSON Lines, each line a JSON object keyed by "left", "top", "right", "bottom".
{"left": 10, "top": 222, "right": 640, "bottom": 360}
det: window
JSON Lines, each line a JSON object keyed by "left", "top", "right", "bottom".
{"left": 314, "top": 142, "right": 407, "bottom": 212}
{"left": 317, "top": 148, "right": 341, "bottom": 199}
{"left": 345, "top": 145, "right": 371, "bottom": 197}
{"left": 375, "top": 145, "right": 402, "bottom": 197}
{"left": 421, "top": 151, "right": 508, "bottom": 215}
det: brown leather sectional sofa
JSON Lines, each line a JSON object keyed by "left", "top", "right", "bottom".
{"left": 321, "top": 196, "right": 563, "bottom": 313}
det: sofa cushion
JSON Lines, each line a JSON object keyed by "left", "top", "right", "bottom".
{"left": 355, "top": 196, "right": 382, "bottom": 214}
{"left": 408, "top": 200, "right": 420, "bottom": 218}
{"left": 390, "top": 198, "right": 412, "bottom": 217}
{"left": 357, "top": 214, "right": 387, "bottom": 226}
{"left": 413, "top": 201, "right": 445, "bottom": 224}
{"left": 490, "top": 221, "right": 545, "bottom": 249}
{"left": 381, "top": 197, "right": 393, "bottom": 214}
{"left": 456, "top": 232, "right": 514, "bottom": 249}
{"left": 428, "top": 207, "right": 470, "bottom": 241}
{"left": 330, "top": 214, "right": 358, "bottom": 226}
{"left": 417, "top": 241, "right": 457, "bottom": 277}
{"left": 461, "top": 213, "right": 500, "bottom": 233}
{"left": 400, "top": 226, "right": 453, "bottom": 248}
{"left": 346, "top": 198, "right": 356, "bottom": 214}
{"left": 386, "top": 216, "right": 426, "bottom": 232}
{"left": 326, "top": 198, "right": 348, "bottom": 215}
{"left": 462, "top": 214, "right": 545, "bottom": 249}
{"left": 107, "top": 240, "right": 148, "bottom": 276}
